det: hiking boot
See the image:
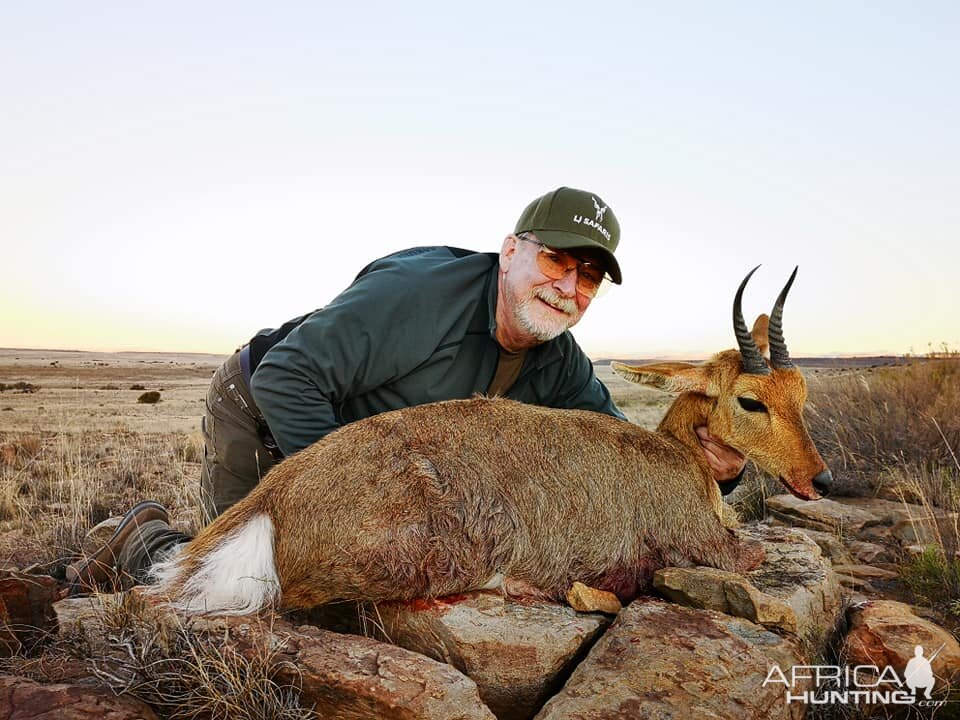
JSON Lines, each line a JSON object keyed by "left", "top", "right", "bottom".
{"left": 65, "top": 500, "right": 170, "bottom": 596}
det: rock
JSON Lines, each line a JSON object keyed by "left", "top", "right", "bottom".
{"left": 654, "top": 566, "right": 800, "bottom": 635}
{"left": 363, "top": 592, "right": 610, "bottom": 720}
{"left": 223, "top": 615, "right": 497, "bottom": 720}
{"left": 73, "top": 592, "right": 496, "bottom": 720}
{"left": 535, "top": 599, "right": 807, "bottom": 720}
{"left": 765, "top": 495, "right": 878, "bottom": 534}
{"left": 0, "top": 570, "right": 59, "bottom": 656}
{"left": 903, "top": 543, "right": 960, "bottom": 559}
{"left": 841, "top": 600, "right": 960, "bottom": 685}
{"left": 891, "top": 516, "right": 960, "bottom": 545}
{"left": 654, "top": 525, "right": 840, "bottom": 640}
{"left": 794, "top": 528, "right": 855, "bottom": 564}
{"left": 565, "top": 581, "right": 621, "bottom": 615}
{"left": 741, "top": 525, "right": 841, "bottom": 640}
{"left": 0, "top": 674, "right": 160, "bottom": 719}
{"left": 834, "top": 574, "right": 877, "bottom": 594}
{"left": 846, "top": 540, "right": 894, "bottom": 564}
{"left": 767, "top": 495, "right": 959, "bottom": 549}
{"left": 831, "top": 564, "right": 899, "bottom": 581}
{"left": 832, "top": 497, "right": 921, "bottom": 525}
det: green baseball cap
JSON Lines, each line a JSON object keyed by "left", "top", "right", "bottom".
{"left": 514, "top": 187, "right": 622, "bottom": 284}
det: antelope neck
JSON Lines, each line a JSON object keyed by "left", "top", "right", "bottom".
{"left": 657, "top": 393, "right": 716, "bottom": 467}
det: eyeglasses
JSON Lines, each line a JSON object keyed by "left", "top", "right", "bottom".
{"left": 516, "top": 234, "right": 611, "bottom": 298}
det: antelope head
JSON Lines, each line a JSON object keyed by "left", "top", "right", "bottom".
{"left": 612, "top": 266, "right": 831, "bottom": 501}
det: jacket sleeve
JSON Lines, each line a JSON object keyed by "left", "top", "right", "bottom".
{"left": 250, "top": 261, "right": 440, "bottom": 456}
{"left": 549, "top": 342, "right": 627, "bottom": 421}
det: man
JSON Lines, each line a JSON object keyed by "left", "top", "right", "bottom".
{"left": 67, "top": 186, "right": 745, "bottom": 594}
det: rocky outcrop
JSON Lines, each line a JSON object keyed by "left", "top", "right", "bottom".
{"left": 765, "top": 495, "right": 880, "bottom": 534}
{"left": 0, "top": 570, "right": 59, "bottom": 656}
{"left": 305, "top": 591, "right": 610, "bottom": 720}
{"left": 654, "top": 524, "right": 840, "bottom": 639}
{"left": 535, "top": 599, "right": 807, "bottom": 720}
{"left": 0, "top": 675, "right": 160, "bottom": 719}
{"left": 766, "top": 494, "right": 958, "bottom": 549}
{"left": 841, "top": 600, "right": 960, "bottom": 684}
{"left": 230, "top": 618, "right": 497, "bottom": 720}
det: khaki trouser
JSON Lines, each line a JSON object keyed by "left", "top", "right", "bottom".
{"left": 199, "top": 351, "right": 280, "bottom": 520}
{"left": 119, "top": 351, "right": 280, "bottom": 584}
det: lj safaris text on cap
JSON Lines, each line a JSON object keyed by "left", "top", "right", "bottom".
{"left": 572, "top": 215, "right": 612, "bottom": 243}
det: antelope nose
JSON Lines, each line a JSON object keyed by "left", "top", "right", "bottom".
{"left": 813, "top": 470, "right": 833, "bottom": 497}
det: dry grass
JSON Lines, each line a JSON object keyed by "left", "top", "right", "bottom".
{"left": 90, "top": 594, "right": 313, "bottom": 720}
{"left": 1, "top": 592, "right": 314, "bottom": 719}
{"left": 804, "top": 359, "right": 960, "bottom": 498}
{"left": 0, "top": 429, "right": 204, "bottom": 573}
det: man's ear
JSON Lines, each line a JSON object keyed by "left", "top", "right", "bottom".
{"left": 499, "top": 234, "right": 518, "bottom": 272}
{"left": 611, "top": 361, "right": 710, "bottom": 394}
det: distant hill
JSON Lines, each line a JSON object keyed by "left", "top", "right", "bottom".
{"left": 593, "top": 356, "right": 928, "bottom": 369}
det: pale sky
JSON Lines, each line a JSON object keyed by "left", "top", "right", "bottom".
{"left": 2, "top": 2, "right": 958, "bottom": 358}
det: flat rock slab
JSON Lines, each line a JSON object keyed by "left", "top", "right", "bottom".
{"left": 845, "top": 540, "right": 894, "bottom": 564}
{"left": 353, "top": 592, "right": 610, "bottom": 720}
{"left": 831, "top": 564, "right": 899, "bottom": 581}
{"left": 0, "top": 674, "right": 160, "bottom": 719}
{"left": 841, "top": 600, "right": 960, "bottom": 685}
{"left": 765, "top": 495, "right": 880, "bottom": 534}
{"left": 793, "top": 528, "right": 855, "bottom": 565}
{"left": 655, "top": 524, "right": 840, "bottom": 640}
{"left": 535, "top": 599, "right": 807, "bottom": 720}
{"left": 767, "top": 495, "right": 958, "bottom": 547}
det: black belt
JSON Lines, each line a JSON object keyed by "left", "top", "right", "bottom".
{"left": 238, "top": 344, "right": 253, "bottom": 388}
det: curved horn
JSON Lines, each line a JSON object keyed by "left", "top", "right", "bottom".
{"left": 734, "top": 265, "right": 770, "bottom": 375}
{"left": 769, "top": 266, "right": 798, "bottom": 369}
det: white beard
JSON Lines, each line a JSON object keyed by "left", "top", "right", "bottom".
{"left": 514, "top": 287, "right": 582, "bottom": 342}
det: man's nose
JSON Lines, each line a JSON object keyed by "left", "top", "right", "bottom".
{"left": 553, "top": 268, "right": 578, "bottom": 296}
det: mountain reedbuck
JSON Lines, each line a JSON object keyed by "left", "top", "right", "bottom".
{"left": 151, "top": 266, "right": 831, "bottom": 615}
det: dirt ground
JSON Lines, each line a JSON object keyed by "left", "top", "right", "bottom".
{"left": 0, "top": 347, "right": 882, "bottom": 436}
{"left": 0, "top": 348, "right": 225, "bottom": 435}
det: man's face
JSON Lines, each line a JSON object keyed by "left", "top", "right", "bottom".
{"left": 497, "top": 233, "right": 595, "bottom": 345}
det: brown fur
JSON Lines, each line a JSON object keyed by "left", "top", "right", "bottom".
{"left": 159, "top": 315, "right": 826, "bottom": 612}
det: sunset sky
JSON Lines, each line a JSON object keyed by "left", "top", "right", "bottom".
{"left": 3, "top": 3, "right": 958, "bottom": 358}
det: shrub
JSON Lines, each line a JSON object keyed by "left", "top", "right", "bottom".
{"left": 0, "top": 382, "right": 40, "bottom": 393}
{"left": 137, "top": 391, "right": 161, "bottom": 404}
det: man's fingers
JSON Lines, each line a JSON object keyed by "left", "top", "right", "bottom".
{"left": 694, "top": 425, "right": 747, "bottom": 482}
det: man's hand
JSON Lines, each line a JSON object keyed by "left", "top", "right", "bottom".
{"left": 695, "top": 426, "right": 747, "bottom": 483}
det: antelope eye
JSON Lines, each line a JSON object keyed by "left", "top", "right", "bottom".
{"left": 737, "top": 397, "right": 767, "bottom": 413}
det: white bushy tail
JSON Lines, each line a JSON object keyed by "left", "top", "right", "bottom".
{"left": 149, "top": 514, "right": 280, "bottom": 615}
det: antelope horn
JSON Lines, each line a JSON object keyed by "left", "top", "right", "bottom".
{"left": 769, "top": 266, "right": 798, "bottom": 369}
{"left": 734, "top": 265, "right": 770, "bottom": 375}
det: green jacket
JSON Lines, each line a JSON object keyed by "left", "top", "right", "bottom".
{"left": 251, "top": 246, "right": 625, "bottom": 455}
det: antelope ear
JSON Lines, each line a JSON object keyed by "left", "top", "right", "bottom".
{"left": 611, "top": 361, "right": 709, "bottom": 394}
{"left": 751, "top": 314, "right": 770, "bottom": 358}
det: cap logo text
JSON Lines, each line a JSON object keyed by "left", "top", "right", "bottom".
{"left": 592, "top": 197, "right": 608, "bottom": 222}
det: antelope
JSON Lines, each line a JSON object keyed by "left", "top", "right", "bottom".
{"left": 149, "top": 266, "right": 831, "bottom": 615}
